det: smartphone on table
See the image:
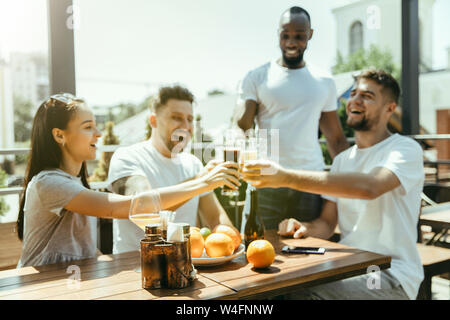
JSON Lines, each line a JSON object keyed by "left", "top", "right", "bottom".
{"left": 281, "top": 246, "right": 326, "bottom": 254}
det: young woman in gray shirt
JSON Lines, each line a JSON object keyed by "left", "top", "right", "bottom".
{"left": 17, "top": 93, "right": 239, "bottom": 267}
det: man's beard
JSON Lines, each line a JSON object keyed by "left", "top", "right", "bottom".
{"left": 282, "top": 52, "right": 304, "bottom": 69}
{"left": 163, "top": 129, "right": 191, "bottom": 155}
{"left": 346, "top": 115, "right": 377, "bottom": 132}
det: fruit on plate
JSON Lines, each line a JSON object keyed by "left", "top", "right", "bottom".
{"left": 213, "top": 224, "right": 241, "bottom": 250}
{"left": 204, "top": 233, "right": 234, "bottom": 258}
{"left": 190, "top": 226, "right": 200, "bottom": 233}
{"left": 246, "top": 240, "right": 275, "bottom": 269}
{"left": 199, "top": 227, "right": 212, "bottom": 240}
{"left": 190, "top": 229, "right": 205, "bottom": 258}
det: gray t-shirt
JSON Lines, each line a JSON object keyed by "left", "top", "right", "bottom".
{"left": 17, "top": 169, "right": 97, "bottom": 268}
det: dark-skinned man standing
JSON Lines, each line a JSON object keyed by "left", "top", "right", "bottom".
{"left": 237, "top": 7, "right": 349, "bottom": 229}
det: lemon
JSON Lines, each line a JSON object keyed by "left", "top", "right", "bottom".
{"left": 200, "top": 227, "right": 212, "bottom": 240}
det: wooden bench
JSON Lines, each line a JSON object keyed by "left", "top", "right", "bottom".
{"left": 0, "top": 222, "right": 22, "bottom": 270}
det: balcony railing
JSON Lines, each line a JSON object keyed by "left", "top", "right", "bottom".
{"left": 1, "top": 134, "right": 449, "bottom": 196}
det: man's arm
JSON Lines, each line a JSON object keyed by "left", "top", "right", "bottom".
{"left": 243, "top": 162, "right": 401, "bottom": 200}
{"left": 197, "top": 192, "right": 234, "bottom": 229}
{"left": 237, "top": 100, "right": 258, "bottom": 132}
{"left": 279, "top": 200, "right": 338, "bottom": 239}
{"left": 284, "top": 166, "right": 401, "bottom": 200}
{"left": 319, "top": 110, "right": 350, "bottom": 159}
{"left": 111, "top": 175, "right": 151, "bottom": 196}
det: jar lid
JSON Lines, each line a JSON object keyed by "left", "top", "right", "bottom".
{"left": 145, "top": 223, "right": 161, "bottom": 235}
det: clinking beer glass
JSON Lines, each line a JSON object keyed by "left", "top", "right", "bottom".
{"left": 220, "top": 133, "right": 243, "bottom": 197}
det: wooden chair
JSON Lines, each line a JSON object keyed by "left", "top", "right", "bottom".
{"left": 419, "top": 201, "right": 449, "bottom": 246}
{"left": 416, "top": 199, "right": 450, "bottom": 299}
{"left": 0, "top": 222, "right": 22, "bottom": 270}
{"left": 416, "top": 243, "right": 450, "bottom": 300}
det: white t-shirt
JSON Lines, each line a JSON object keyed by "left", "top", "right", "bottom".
{"left": 108, "top": 139, "right": 206, "bottom": 254}
{"left": 324, "top": 134, "right": 424, "bottom": 300}
{"left": 239, "top": 60, "right": 337, "bottom": 170}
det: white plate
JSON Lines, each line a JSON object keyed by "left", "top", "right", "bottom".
{"left": 192, "top": 244, "right": 245, "bottom": 267}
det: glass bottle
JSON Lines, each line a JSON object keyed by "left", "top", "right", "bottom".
{"left": 244, "top": 188, "right": 265, "bottom": 248}
{"left": 140, "top": 224, "right": 165, "bottom": 289}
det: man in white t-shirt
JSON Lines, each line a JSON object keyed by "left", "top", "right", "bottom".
{"left": 108, "top": 85, "right": 238, "bottom": 254}
{"left": 243, "top": 69, "right": 424, "bottom": 300}
{"left": 236, "top": 6, "right": 349, "bottom": 229}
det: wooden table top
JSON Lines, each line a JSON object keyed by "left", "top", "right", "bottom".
{"left": 199, "top": 231, "right": 391, "bottom": 299}
{"left": 0, "top": 231, "right": 391, "bottom": 300}
{"left": 420, "top": 205, "right": 450, "bottom": 229}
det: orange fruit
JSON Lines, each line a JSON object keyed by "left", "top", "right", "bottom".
{"left": 190, "top": 230, "right": 204, "bottom": 258}
{"left": 246, "top": 240, "right": 275, "bottom": 269}
{"left": 190, "top": 226, "right": 200, "bottom": 233}
{"left": 213, "top": 224, "right": 242, "bottom": 250}
{"left": 204, "top": 233, "right": 234, "bottom": 258}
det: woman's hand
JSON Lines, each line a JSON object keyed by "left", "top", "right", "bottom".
{"left": 196, "top": 159, "right": 225, "bottom": 179}
{"left": 278, "top": 218, "right": 308, "bottom": 239}
{"left": 200, "top": 161, "right": 241, "bottom": 191}
{"left": 241, "top": 160, "right": 289, "bottom": 188}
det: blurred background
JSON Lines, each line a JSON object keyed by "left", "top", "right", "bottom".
{"left": 0, "top": 3, "right": 449, "bottom": 295}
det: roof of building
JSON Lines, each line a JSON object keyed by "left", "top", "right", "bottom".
{"left": 109, "top": 93, "right": 238, "bottom": 146}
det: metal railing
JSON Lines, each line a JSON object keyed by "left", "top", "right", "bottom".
{"left": 1, "top": 134, "right": 449, "bottom": 196}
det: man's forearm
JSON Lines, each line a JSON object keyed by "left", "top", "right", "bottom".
{"left": 237, "top": 100, "right": 258, "bottom": 132}
{"left": 112, "top": 175, "right": 151, "bottom": 196}
{"left": 283, "top": 170, "right": 377, "bottom": 200}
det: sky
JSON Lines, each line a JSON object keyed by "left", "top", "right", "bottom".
{"left": 0, "top": 0, "right": 449, "bottom": 107}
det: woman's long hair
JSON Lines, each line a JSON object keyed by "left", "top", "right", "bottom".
{"left": 17, "top": 96, "right": 91, "bottom": 240}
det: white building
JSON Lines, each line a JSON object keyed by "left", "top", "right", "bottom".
{"left": 333, "top": 0, "right": 434, "bottom": 69}
{"left": 332, "top": 0, "right": 450, "bottom": 133}
{"left": 112, "top": 93, "right": 238, "bottom": 146}
{"left": 9, "top": 52, "right": 49, "bottom": 109}
{"left": 0, "top": 54, "right": 15, "bottom": 165}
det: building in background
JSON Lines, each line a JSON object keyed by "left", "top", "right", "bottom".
{"left": 333, "top": 0, "right": 434, "bottom": 70}
{"left": 9, "top": 52, "right": 49, "bottom": 109}
{"left": 112, "top": 93, "right": 237, "bottom": 147}
{"left": 332, "top": 0, "right": 450, "bottom": 133}
{"left": 0, "top": 51, "right": 15, "bottom": 171}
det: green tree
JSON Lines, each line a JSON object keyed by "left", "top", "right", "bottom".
{"left": 332, "top": 44, "right": 401, "bottom": 82}
{"left": 207, "top": 89, "right": 225, "bottom": 96}
{"left": 0, "top": 168, "right": 9, "bottom": 217}
{"left": 13, "top": 96, "right": 34, "bottom": 142}
{"left": 89, "top": 121, "right": 120, "bottom": 182}
{"left": 99, "top": 95, "right": 152, "bottom": 126}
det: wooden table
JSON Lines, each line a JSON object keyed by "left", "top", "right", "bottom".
{"left": 420, "top": 203, "right": 450, "bottom": 245}
{"left": 0, "top": 231, "right": 391, "bottom": 300}
{"left": 420, "top": 209, "right": 450, "bottom": 230}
